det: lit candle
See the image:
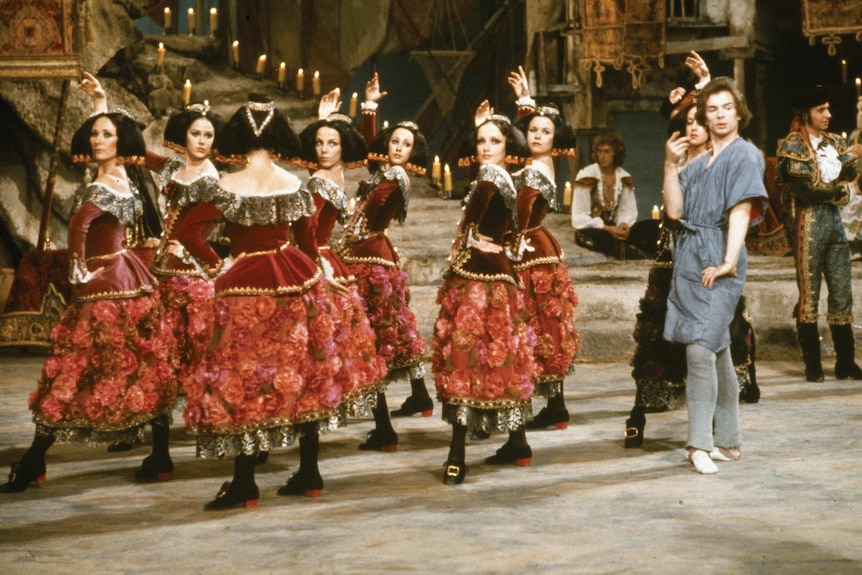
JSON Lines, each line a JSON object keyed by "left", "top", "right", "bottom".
{"left": 842, "top": 131, "right": 848, "bottom": 140}
{"left": 651, "top": 204, "right": 660, "bottom": 220}
{"left": 348, "top": 197, "right": 356, "bottom": 213}
{"left": 182, "top": 79, "right": 191, "bottom": 106}
{"left": 187, "top": 8, "right": 195, "bottom": 36}
{"left": 312, "top": 70, "right": 321, "bottom": 96}
{"left": 431, "top": 155, "right": 441, "bottom": 184}
{"left": 563, "top": 181, "right": 572, "bottom": 206}
{"left": 443, "top": 164, "right": 452, "bottom": 195}
{"left": 842, "top": 59, "right": 848, "bottom": 84}
{"left": 278, "top": 62, "right": 286, "bottom": 84}
{"left": 382, "top": 120, "right": 389, "bottom": 129}
{"left": 164, "top": 7, "right": 172, "bottom": 32}
{"left": 231, "top": 40, "right": 239, "bottom": 67}
{"left": 296, "top": 68, "right": 305, "bottom": 93}
{"left": 256, "top": 54, "right": 267, "bottom": 77}
{"left": 156, "top": 42, "right": 166, "bottom": 68}
{"left": 209, "top": 8, "right": 218, "bottom": 36}
{"left": 349, "top": 92, "right": 358, "bottom": 117}
{"left": 856, "top": 77, "right": 861, "bottom": 98}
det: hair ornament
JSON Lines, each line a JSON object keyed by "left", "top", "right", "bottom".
{"left": 187, "top": 100, "right": 211, "bottom": 115}
{"left": 326, "top": 112, "right": 353, "bottom": 125}
{"left": 244, "top": 102, "right": 275, "bottom": 137}
{"left": 396, "top": 120, "right": 419, "bottom": 131}
{"left": 536, "top": 106, "right": 560, "bottom": 117}
{"left": 108, "top": 106, "right": 137, "bottom": 121}
{"left": 489, "top": 114, "right": 511, "bottom": 125}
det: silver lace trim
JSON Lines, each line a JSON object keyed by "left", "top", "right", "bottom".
{"left": 464, "top": 164, "right": 517, "bottom": 212}
{"left": 366, "top": 166, "right": 411, "bottom": 214}
{"left": 71, "top": 183, "right": 143, "bottom": 226}
{"left": 516, "top": 166, "right": 557, "bottom": 211}
{"left": 218, "top": 186, "right": 315, "bottom": 226}
{"left": 441, "top": 402, "right": 532, "bottom": 434}
{"left": 305, "top": 176, "right": 347, "bottom": 212}
{"left": 193, "top": 416, "right": 341, "bottom": 458}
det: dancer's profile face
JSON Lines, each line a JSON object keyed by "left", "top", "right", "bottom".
{"left": 527, "top": 116, "right": 554, "bottom": 158}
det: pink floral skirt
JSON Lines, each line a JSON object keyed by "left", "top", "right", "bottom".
{"left": 29, "top": 294, "right": 176, "bottom": 445}
{"left": 431, "top": 277, "right": 537, "bottom": 432}
{"left": 348, "top": 262, "right": 426, "bottom": 375}
{"left": 156, "top": 275, "right": 215, "bottom": 387}
{"left": 329, "top": 283, "right": 388, "bottom": 417}
{"left": 182, "top": 281, "right": 342, "bottom": 457}
{"left": 518, "top": 263, "right": 580, "bottom": 396}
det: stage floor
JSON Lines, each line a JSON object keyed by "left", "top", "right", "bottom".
{"left": 1, "top": 349, "right": 860, "bottom": 574}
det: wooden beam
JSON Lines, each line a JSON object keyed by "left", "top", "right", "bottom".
{"left": 665, "top": 35, "right": 749, "bottom": 54}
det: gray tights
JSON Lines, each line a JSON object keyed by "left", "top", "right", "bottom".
{"left": 686, "top": 343, "right": 741, "bottom": 451}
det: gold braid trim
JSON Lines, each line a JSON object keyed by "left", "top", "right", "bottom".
{"left": 512, "top": 253, "right": 564, "bottom": 272}
{"left": 340, "top": 254, "right": 398, "bottom": 268}
{"left": 75, "top": 285, "right": 155, "bottom": 302}
{"left": 86, "top": 248, "right": 128, "bottom": 263}
{"left": 443, "top": 397, "right": 531, "bottom": 411}
{"left": 186, "top": 408, "right": 340, "bottom": 437}
{"left": 215, "top": 269, "right": 322, "bottom": 298}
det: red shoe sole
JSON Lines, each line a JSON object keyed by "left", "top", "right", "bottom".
{"left": 515, "top": 457, "right": 532, "bottom": 467}
{"left": 381, "top": 444, "right": 397, "bottom": 452}
{"left": 244, "top": 499, "right": 259, "bottom": 508}
{"left": 34, "top": 473, "right": 46, "bottom": 484}
{"left": 305, "top": 489, "right": 322, "bottom": 498}
{"left": 554, "top": 422, "right": 568, "bottom": 430}
{"left": 421, "top": 410, "right": 433, "bottom": 417}
{"left": 156, "top": 472, "right": 173, "bottom": 482}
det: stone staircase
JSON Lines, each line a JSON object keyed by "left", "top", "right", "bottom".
{"left": 374, "top": 185, "right": 862, "bottom": 364}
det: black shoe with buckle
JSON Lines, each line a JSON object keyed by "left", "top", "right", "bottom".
{"left": 624, "top": 406, "right": 646, "bottom": 448}
{"left": 442, "top": 459, "right": 468, "bottom": 485}
{"left": 390, "top": 395, "right": 434, "bottom": 417}
{"left": 203, "top": 481, "right": 259, "bottom": 511}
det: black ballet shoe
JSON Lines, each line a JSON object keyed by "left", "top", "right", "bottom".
{"left": 525, "top": 407, "right": 570, "bottom": 430}
{"left": 739, "top": 379, "right": 761, "bottom": 404}
{"left": 358, "top": 429, "right": 398, "bottom": 452}
{"left": 470, "top": 429, "right": 490, "bottom": 440}
{"left": 203, "top": 481, "right": 259, "bottom": 511}
{"left": 390, "top": 395, "right": 434, "bottom": 417}
{"left": 134, "top": 453, "right": 174, "bottom": 483}
{"left": 0, "top": 459, "right": 47, "bottom": 493}
{"left": 835, "top": 361, "right": 862, "bottom": 380}
{"left": 254, "top": 451, "right": 269, "bottom": 466}
{"left": 484, "top": 442, "right": 532, "bottom": 466}
{"left": 624, "top": 407, "right": 646, "bottom": 449}
{"left": 276, "top": 471, "right": 323, "bottom": 498}
{"left": 442, "top": 459, "right": 468, "bottom": 485}
{"left": 805, "top": 366, "right": 825, "bottom": 382}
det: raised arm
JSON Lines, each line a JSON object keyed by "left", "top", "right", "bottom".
{"left": 78, "top": 71, "right": 108, "bottom": 115}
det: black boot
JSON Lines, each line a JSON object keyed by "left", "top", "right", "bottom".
{"left": 359, "top": 392, "right": 398, "bottom": 451}
{"left": 135, "top": 414, "right": 173, "bottom": 483}
{"left": 391, "top": 378, "right": 434, "bottom": 417}
{"left": 1, "top": 432, "right": 53, "bottom": 494}
{"left": 830, "top": 323, "right": 862, "bottom": 380}
{"left": 204, "top": 454, "right": 259, "bottom": 511}
{"left": 443, "top": 423, "right": 468, "bottom": 485}
{"left": 624, "top": 405, "right": 646, "bottom": 448}
{"left": 797, "top": 323, "right": 824, "bottom": 382}
{"left": 278, "top": 423, "right": 323, "bottom": 498}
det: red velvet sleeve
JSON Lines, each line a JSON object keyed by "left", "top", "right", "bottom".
{"left": 515, "top": 185, "right": 540, "bottom": 233}
{"left": 462, "top": 181, "right": 496, "bottom": 227}
{"left": 68, "top": 202, "right": 102, "bottom": 270}
{"left": 292, "top": 215, "right": 320, "bottom": 262}
{"left": 173, "top": 202, "right": 223, "bottom": 269}
{"left": 361, "top": 107, "right": 377, "bottom": 147}
{"left": 144, "top": 150, "right": 167, "bottom": 173}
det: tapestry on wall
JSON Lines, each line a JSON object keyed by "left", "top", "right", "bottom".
{"left": 801, "top": 0, "right": 862, "bottom": 55}
{"left": 580, "top": 0, "right": 665, "bottom": 89}
{"left": 0, "top": 0, "right": 80, "bottom": 78}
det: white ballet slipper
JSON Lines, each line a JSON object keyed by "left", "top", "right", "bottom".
{"left": 709, "top": 447, "right": 741, "bottom": 462}
{"left": 686, "top": 449, "right": 718, "bottom": 474}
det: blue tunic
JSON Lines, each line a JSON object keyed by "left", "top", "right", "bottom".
{"left": 663, "top": 138, "right": 767, "bottom": 352}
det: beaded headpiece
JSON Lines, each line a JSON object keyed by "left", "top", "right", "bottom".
{"left": 244, "top": 100, "right": 276, "bottom": 137}
{"left": 186, "top": 100, "right": 211, "bottom": 115}
{"left": 397, "top": 120, "right": 419, "bottom": 131}
{"left": 325, "top": 113, "right": 353, "bottom": 125}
